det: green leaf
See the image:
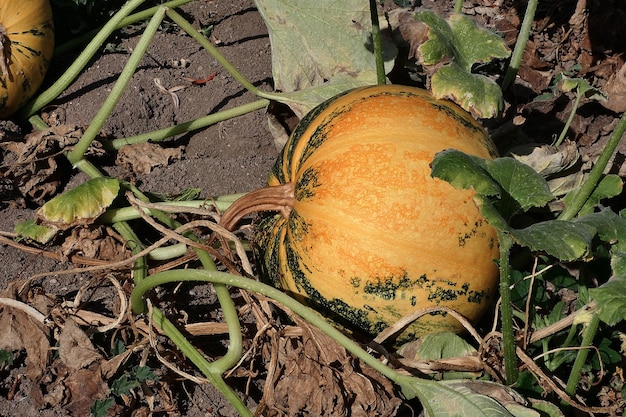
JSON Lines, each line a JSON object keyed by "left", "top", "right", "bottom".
{"left": 132, "top": 365, "right": 157, "bottom": 382}
{"left": 35, "top": 177, "right": 120, "bottom": 230}
{"left": 511, "top": 220, "right": 595, "bottom": 262}
{"left": 430, "top": 65, "right": 507, "bottom": 118}
{"left": 431, "top": 151, "right": 554, "bottom": 216}
{"left": 482, "top": 157, "right": 554, "bottom": 213}
{"left": 14, "top": 219, "right": 58, "bottom": 244}
{"left": 562, "top": 174, "right": 623, "bottom": 217}
{"left": 412, "top": 332, "right": 477, "bottom": 360}
{"left": 398, "top": 376, "right": 515, "bottom": 417}
{"left": 90, "top": 397, "right": 115, "bottom": 417}
{"left": 255, "top": 0, "right": 397, "bottom": 117}
{"left": 575, "top": 209, "right": 626, "bottom": 252}
{"left": 111, "top": 374, "right": 140, "bottom": 396}
{"left": 556, "top": 74, "right": 607, "bottom": 101}
{"left": 590, "top": 275, "right": 626, "bottom": 326}
{"left": 430, "top": 149, "right": 500, "bottom": 196}
{"left": 414, "top": 11, "right": 510, "bottom": 117}
{"left": 431, "top": 151, "right": 592, "bottom": 261}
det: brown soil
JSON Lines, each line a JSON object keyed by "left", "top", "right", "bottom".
{"left": 1, "top": 0, "right": 626, "bottom": 416}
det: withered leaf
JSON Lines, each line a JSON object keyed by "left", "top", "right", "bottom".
{"left": 0, "top": 301, "right": 50, "bottom": 379}
{"left": 265, "top": 318, "right": 401, "bottom": 417}
{"left": 0, "top": 125, "right": 102, "bottom": 204}
{"left": 60, "top": 225, "right": 130, "bottom": 262}
{"left": 58, "top": 318, "right": 103, "bottom": 371}
{"left": 116, "top": 142, "right": 183, "bottom": 174}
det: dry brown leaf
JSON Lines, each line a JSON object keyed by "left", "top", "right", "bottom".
{"left": 63, "top": 363, "right": 109, "bottom": 416}
{"left": 264, "top": 317, "right": 401, "bottom": 417}
{"left": 58, "top": 318, "right": 103, "bottom": 371}
{"left": 0, "top": 305, "right": 50, "bottom": 380}
{"left": 0, "top": 283, "right": 51, "bottom": 380}
{"left": 601, "top": 63, "right": 626, "bottom": 113}
{"left": 0, "top": 125, "right": 103, "bottom": 204}
{"left": 60, "top": 225, "right": 131, "bottom": 262}
{"left": 116, "top": 142, "right": 184, "bottom": 174}
{"left": 389, "top": 9, "right": 429, "bottom": 61}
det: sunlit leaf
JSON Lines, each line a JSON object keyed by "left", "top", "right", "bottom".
{"left": 432, "top": 150, "right": 554, "bottom": 217}
{"left": 432, "top": 151, "right": 593, "bottom": 261}
{"left": 398, "top": 376, "right": 515, "bottom": 417}
{"left": 36, "top": 177, "right": 120, "bottom": 230}
{"left": 255, "top": 0, "right": 397, "bottom": 117}
{"left": 415, "top": 10, "right": 510, "bottom": 117}
{"left": 14, "top": 219, "right": 58, "bottom": 244}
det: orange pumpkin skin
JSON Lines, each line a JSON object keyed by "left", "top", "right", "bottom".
{"left": 256, "top": 85, "right": 500, "bottom": 341}
{"left": 0, "top": 0, "right": 55, "bottom": 118}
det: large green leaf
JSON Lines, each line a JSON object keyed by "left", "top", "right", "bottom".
{"left": 398, "top": 376, "right": 516, "bottom": 417}
{"left": 430, "top": 150, "right": 500, "bottom": 196}
{"left": 255, "top": 0, "right": 397, "bottom": 117}
{"left": 35, "top": 177, "right": 120, "bottom": 229}
{"left": 482, "top": 157, "right": 554, "bottom": 213}
{"left": 432, "top": 151, "right": 593, "bottom": 261}
{"left": 511, "top": 220, "right": 595, "bottom": 262}
{"left": 432, "top": 150, "right": 554, "bottom": 216}
{"left": 415, "top": 11, "right": 510, "bottom": 118}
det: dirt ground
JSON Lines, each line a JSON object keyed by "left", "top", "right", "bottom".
{"left": 1, "top": 0, "right": 626, "bottom": 416}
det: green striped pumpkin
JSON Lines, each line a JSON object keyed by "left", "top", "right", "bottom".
{"left": 222, "top": 85, "right": 500, "bottom": 342}
{"left": 0, "top": 0, "right": 55, "bottom": 118}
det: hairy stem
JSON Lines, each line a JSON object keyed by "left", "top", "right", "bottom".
{"left": 502, "top": 0, "right": 538, "bottom": 91}
{"left": 498, "top": 232, "right": 519, "bottom": 384}
{"left": 104, "top": 99, "right": 269, "bottom": 150}
{"left": 369, "top": 0, "right": 386, "bottom": 85}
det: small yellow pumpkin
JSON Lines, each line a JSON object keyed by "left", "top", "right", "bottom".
{"left": 0, "top": 0, "right": 55, "bottom": 118}
{"left": 222, "top": 85, "right": 500, "bottom": 341}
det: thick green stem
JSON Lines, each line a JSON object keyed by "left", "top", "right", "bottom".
{"left": 55, "top": 0, "right": 194, "bottom": 56}
{"left": 454, "top": 0, "right": 464, "bottom": 13}
{"left": 120, "top": 185, "right": 245, "bottom": 411}
{"left": 369, "top": 0, "right": 386, "bottom": 85}
{"left": 498, "top": 232, "right": 518, "bottom": 384}
{"left": 502, "top": 0, "right": 538, "bottom": 91}
{"left": 66, "top": 7, "right": 167, "bottom": 165}
{"left": 17, "top": 0, "right": 148, "bottom": 120}
{"left": 131, "top": 269, "right": 403, "bottom": 383}
{"left": 564, "top": 313, "right": 600, "bottom": 395}
{"left": 98, "top": 194, "right": 245, "bottom": 223}
{"left": 559, "top": 111, "right": 626, "bottom": 221}
{"left": 165, "top": 8, "right": 279, "bottom": 102}
{"left": 104, "top": 99, "right": 269, "bottom": 150}
{"left": 150, "top": 306, "right": 251, "bottom": 416}
{"left": 554, "top": 91, "right": 582, "bottom": 148}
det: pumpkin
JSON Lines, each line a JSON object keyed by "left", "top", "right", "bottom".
{"left": 222, "top": 85, "right": 500, "bottom": 341}
{"left": 0, "top": 0, "right": 55, "bottom": 118}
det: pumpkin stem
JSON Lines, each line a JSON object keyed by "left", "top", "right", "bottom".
{"left": 220, "top": 182, "right": 295, "bottom": 231}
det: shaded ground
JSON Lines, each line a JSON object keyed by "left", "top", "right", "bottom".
{"left": 1, "top": 0, "right": 626, "bottom": 416}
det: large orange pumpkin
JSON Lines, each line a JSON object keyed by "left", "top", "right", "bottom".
{"left": 222, "top": 84, "right": 500, "bottom": 341}
{"left": 0, "top": 0, "right": 54, "bottom": 118}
